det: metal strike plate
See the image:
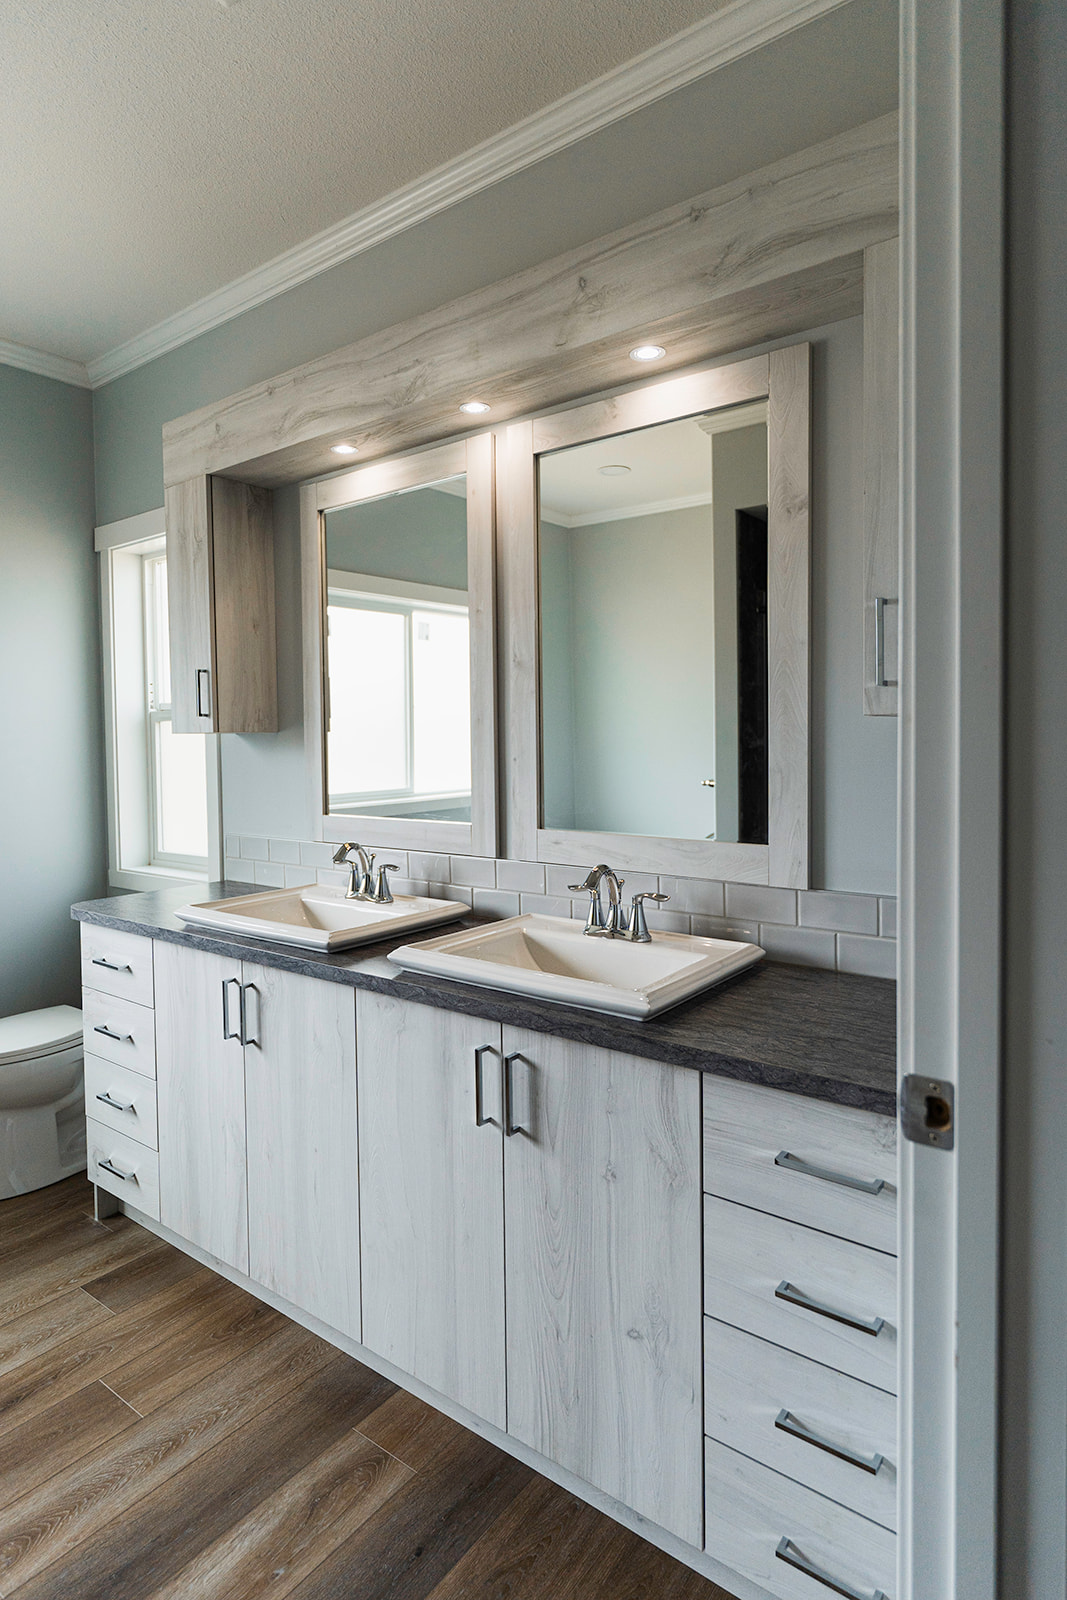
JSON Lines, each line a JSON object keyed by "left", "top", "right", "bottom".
{"left": 901, "top": 1075, "right": 955, "bottom": 1150}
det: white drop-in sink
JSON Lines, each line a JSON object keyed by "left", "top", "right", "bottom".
{"left": 176, "top": 884, "right": 466, "bottom": 952}
{"left": 388, "top": 913, "right": 764, "bottom": 1019}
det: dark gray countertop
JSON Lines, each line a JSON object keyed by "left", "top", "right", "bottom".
{"left": 72, "top": 882, "right": 897, "bottom": 1116}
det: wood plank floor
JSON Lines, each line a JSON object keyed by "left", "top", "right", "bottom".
{"left": 0, "top": 1176, "right": 735, "bottom": 1600}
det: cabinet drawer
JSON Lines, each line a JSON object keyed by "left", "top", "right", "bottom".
{"left": 705, "top": 1438, "right": 895, "bottom": 1600}
{"left": 704, "top": 1195, "right": 897, "bottom": 1392}
{"left": 704, "top": 1317, "right": 896, "bottom": 1531}
{"left": 81, "top": 990, "right": 156, "bottom": 1079}
{"left": 87, "top": 1117, "right": 160, "bottom": 1220}
{"left": 84, "top": 1057, "right": 158, "bottom": 1151}
{"left": 80, "top": 926, "right": 154, "bottom": 1008}
{"left": 703, "top": 1077, "right": 897, "bottom": 1254}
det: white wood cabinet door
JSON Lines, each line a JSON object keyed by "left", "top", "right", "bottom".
{"left": 244, "top": 963, "right": 360, "bottom": 1339}
{"left": 502, "top": 1026, "right": 703, "bottom": 1546}
{"left": 356, "top": 991, "right": 506, "bottom": 1427}
{"left": 155, "top": 941, "right": 248, "bottom": 1272}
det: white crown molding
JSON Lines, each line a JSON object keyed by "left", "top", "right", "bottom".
{"left": 87, "top": 0, "right": 850, "bottom": 389}
{"left": 0, "top": 338, "right": 90, "bottom": 389}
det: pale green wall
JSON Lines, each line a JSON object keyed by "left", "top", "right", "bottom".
{"left": 324, "top": 486, "right": 467, "bottom": 588}
{"left": 0, "top": 364, "right": 103, "bottom": 1013}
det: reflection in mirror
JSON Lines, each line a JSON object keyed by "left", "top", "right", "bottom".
{"left": 538, "top": 403, "right": 768, "bottom": 844}
{"left": 323, "top": 475, "right": 471, "bottom": 821}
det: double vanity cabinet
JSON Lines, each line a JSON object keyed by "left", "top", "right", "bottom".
{"left": 77, "top": 903, "right": 898, "bottom": 1600}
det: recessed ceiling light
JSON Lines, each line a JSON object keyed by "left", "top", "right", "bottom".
{"left": 330, "top": 443, "right": 358, "bottom": 456}
{"left": 629, "top": 344, "right": 666, "bottom": 362}
{"left": 460, "top": 400, "right": 491, "bottom": 414}
{"left": 598, "top": 464, "right": 631, "bottom": 477}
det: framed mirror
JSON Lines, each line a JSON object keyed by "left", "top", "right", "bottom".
{"left": 508, "top": 348, "right": 810, "bottom": 886}
{"left": 302, "top": 435, "right": 497, "bottom": 856}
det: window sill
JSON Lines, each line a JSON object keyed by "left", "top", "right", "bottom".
{"left": 109, "top": 866, "right": 209, "bottom": 894}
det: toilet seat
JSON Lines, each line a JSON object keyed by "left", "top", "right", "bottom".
{"left": 0, "top": 1006, "right": 83, "bottom": 1066}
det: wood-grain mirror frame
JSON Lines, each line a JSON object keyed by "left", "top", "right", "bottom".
{"left": 505, "top": 347, "right": 811, "bottom": 887}
{"left": 301, "top": 433, "right": 497, "bottom": 857}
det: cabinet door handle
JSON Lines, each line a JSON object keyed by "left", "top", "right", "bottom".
{"left": 775, "top": 1280, "right": 885, "bottom": 1337}
{"left": 222, "top": 978, "right": 242, "bottom": 1040}
{"left": 776, "top": 1537, "right": 887, "bottom": 1600}
{"left": 874, "top": 596, "right": 898, "bottom": 690}
{"left": 93, "top": 1024, "right": 133, "bottom": 1043}
{"left": 98, "top": 1157, "right": 136, "bottom": 1184}
{"left": 502, "top": 1052, "right": 528, "bottom": 1137}
{"left": 240, "top": 983, "right": 259, "bottom": 1047}
{"left": 96, "top": 1091, "right": 136, "bottom": 1114}
{"left": 196, "top": 667, "right": 213, "bottom": 718}
{"left": 91, "top": 957, "right": 132, "bottom": 974}
{"left": 474, "top": 1046, "right": 499, "bottom": 1127}
{"left": 774, "top": 1409, "right": 885, "bottom": 1475}
{"left": 774, "top": 1150, "right": 886, "bottom": 1196}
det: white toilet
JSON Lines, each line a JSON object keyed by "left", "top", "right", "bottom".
{"left": 0, "top": 1007, "right": 86, "bottom": 1200}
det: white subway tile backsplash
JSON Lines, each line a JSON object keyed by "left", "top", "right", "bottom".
{"left": 430, "top": 881, "right": 472, "bottom": 906}
{"left": 315, "top": 868, "right": 348, "bottom": 888}
{"left": 879, "top": 897, "right": 897, "bottom": 938}
{"left": 268, "top": 838, "right": 302, "bottom": 865}
{"left": 641, "top": 907, "right": 692, "bottom": 934}
{"left": 658, "top": 876, "right": 725, "bottom": 917}
{"left": 691, "top": 915, "right": 758, "bottom": 943}
{"left": 724, "top": 884, "right": 798, "bottom": 925}
{"left": 299, "top": 841, "right": 340, "bottom": 869}
{"left": 545, "top": 864, "right": 591, "bottom": 898}
{"left": 449, "top": 856, "right": 497, "bottom": 888}
{"left": 283, "top": 865, "right": 315, "bottom": 888}
{"left": 798, "top": 890, "right": 879, "bottom": 935}
{"left": 408, "top": 852, "right": 451, "bottom": 884}
{"left": 495, "top": 860, "right": 545, "bottom": 894}
{"left": 225, "top": 835, "right": 242, "bottom": 860}
{"left": 758, "top": 922, "right": 838, "bottom": 968}
{"left": 252, "top": 861, "right": 286, "bottom": 887}
{"left": 392, "top": 877, "right": 429, "bottom": 899}
{"left": 225, "top": 858, "right": 254, "bottom": 884}
{"left": 837, "top": 933, "right": 897, "bottom": 979}
{"left": 473, "top": 888, "right": 522, "bottom": 919}
{"left": 519, "top": 894, "right": 573, "bottom": 918}
{"left": 240, "top": 836, "right": 270, "bottom": 861}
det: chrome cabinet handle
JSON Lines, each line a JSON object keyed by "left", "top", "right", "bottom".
{"left": 774, "top": 1409, "right": 884, "bottom": 1475}
{"left": 775, "top": 1150, "right": 886, "bottom": 1197}
{"left": 874, "top": 596, "right": 898, "bottom": 690}
{"left": 502, "top": 1052, "right": 528, "bottom": 1137}
{"left": 96, "top": 1091, "right": 136, "bottom": 1113}
{"left": 91, "top": 957, "right": 132, "bottom": 973}
{"left": 222, "top": 978, "right": 242, "bottom": 1041}
{"left": 93, "top": 1024, "right": 133, "bottom": 1043}
{"left": 240, "top": 983, "right": 259, "bottom": 1047}
{"left": 775, "top": 1280, "right": 885, "bottom": 1337}
{"left": 196, "top": 667, "right": 213, "bottom": 718}
{"left": 776, "top": 1537, "right": 887, "bottom": 1600}
{"left": 98, "top": 1157, "right": 136, "bottom": 1183}
{"left": 474, "top": 1045, "right": 499, "bottom": 1127}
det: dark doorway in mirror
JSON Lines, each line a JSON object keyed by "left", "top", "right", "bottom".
{"left": 736, "top": 506, "right": 769, "bottom": 844}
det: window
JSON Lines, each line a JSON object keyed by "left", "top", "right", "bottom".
{"left": 142, "top": 553, "right": 209, "bottom": 867}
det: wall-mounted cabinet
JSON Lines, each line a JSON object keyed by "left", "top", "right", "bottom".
{"left": 164, "top": 475, "right": 277, "bottom": 734}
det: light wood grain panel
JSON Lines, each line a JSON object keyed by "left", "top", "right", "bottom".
{"left": 863, "top": 235, "right": 901, "bottom": 715}
{"left": 84, "top": 1056, "right": 158, "bottom": 1150}
{"left": 356, "top": 991, "right": 506, "bottom": 1427}
{"left": 162, "top": 116, "right": 897, "bottom": 488}
{"left": 81, "top": 990, "right": 156, "bottom": 1079}
{"left": 210, "top": 477, "right": 278, "bottom": 733}
{"left": 498, "top": 420, "right": 539, "bottom": 861}
{"left": 703, "top": 1438, "right": 896, "bottom": 1600}
{"left": 164, "top": 476, "right": 215, "bottom": 733}
{"left": 766, "top": 343, "right": 811, "bottom": 889}
{"left": 313, "top": 441, "right": 468, "bottom": 512}
{"left": 704, "top": 1317, "right": 897, "bottom": 1530}
{"left": 703, "top": 1195, "right": 897, "bottom": 1391}
{"left": 702, "top": 1075, "right": 897, "bottom": 1253}
{"left": 244, "top": 962, "right": 360, "bottom": 1340}
{"left": 154, "top": 941, "right": 248, "bottom": 1273}
{"left": 536, "top": 827, "right": 769, "bottom": 883}
{"left": 530, "top": 358, "right": 769, "bottom": 453}
{"left": 80, "top": 924, "right": 155, "bottom": 1008}
{"left": 502, "top": 1027, "right": 703, "bottom": 1546}
{"left": 466, "top": 430, "right": 499, "bottom": 857}
{"left": 87, "top": 1118, "right": 160, "bottom": 1220}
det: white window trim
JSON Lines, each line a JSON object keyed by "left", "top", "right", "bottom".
{"left": 96, "top": 507, "right": 223, "bottom": 890}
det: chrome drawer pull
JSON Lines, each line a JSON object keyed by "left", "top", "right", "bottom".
{"left": 774, "top": 1409, "right": 884, "bottom": 1475}
{"left": 96, "top": 1092, "right": 136, "bottom": 1114}
{"left": 776, "top": 1537, "right": 886, "bottom": 1600}
{"left": 775, "top": 1280, "right": 885, "bottom": 1338}
{"left": 775, "top": 1150, "right": 886, "bottom": 1196}
{"left": 91, "top": 957, "right": 132, "bottom": 974}
{"left": 93, "top": 1024, "right": 133, "bottom": 1043}
{"left": 98, "top": 1157, "right": 136, "bottom": 1183}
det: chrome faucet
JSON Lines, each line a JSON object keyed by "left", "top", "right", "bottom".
{"left": 569, "top": 866, "right": 670, "bottom": 940}
{"left": 332, "top": 843, "right": 400, "bottom": 903}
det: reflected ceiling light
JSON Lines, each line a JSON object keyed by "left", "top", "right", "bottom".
{"left": 460, "top": 400, "right": 491, "bottom": 414}
{"left": 330, "top": 443, "right": 358, "bottom": 455}
{"left": 598, "top": 464, "right": 631, "bottom": 477}
{"left": 629, "top": 343, "right": 666, "bottom": 362}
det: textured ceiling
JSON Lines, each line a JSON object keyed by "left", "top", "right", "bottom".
{"left": 1, "top": 0, "right": 735, "bottom": 364}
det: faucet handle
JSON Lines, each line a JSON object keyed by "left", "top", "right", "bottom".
{"left": 374, "top": 864, "right": 400, "bottom": 904}
{"left": 627, "top": 891, "right": 670, "bottom": 943}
